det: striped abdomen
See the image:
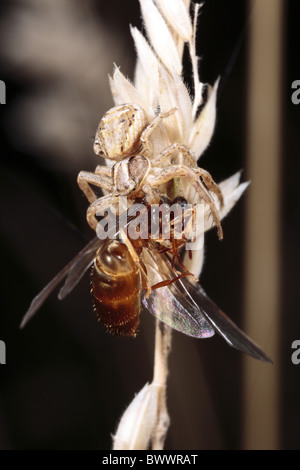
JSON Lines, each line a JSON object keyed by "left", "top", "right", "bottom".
{"left": 91, "top": 240, "right": 141, "bottom": 336}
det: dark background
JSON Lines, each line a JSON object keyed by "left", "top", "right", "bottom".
{"left": 0, "top": 0, "right": 299, "bottom": 450}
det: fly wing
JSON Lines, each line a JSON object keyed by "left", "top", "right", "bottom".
{"left": 142, "top": 248, "right": 215, "bottom": 339}
{"left": 21, "top": 203, "right": 146, "bottom": 328}
{"left": 58, "top": 203, "right": 146, "bottom": 299}
{"left": 20, "top": 236, "right": 101, "bottom": 329}
{"left": 57, "top": 236, "right": 101, "bottom": 300}
{"left": 180, "top": 277, "right": 273, "bottom": 363}
{"left": 143, "top": 249, "right": 272, "bottom": 363}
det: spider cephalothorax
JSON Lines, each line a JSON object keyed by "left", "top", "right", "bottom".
{"left": 77, "top": 104, "right": 224, "bottom": 238}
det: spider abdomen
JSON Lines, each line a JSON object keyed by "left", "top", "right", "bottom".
{"left": 93, "top": 104, "right": 148, "bottom": 161}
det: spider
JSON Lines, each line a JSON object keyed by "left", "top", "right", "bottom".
{"left": 77, "top": 104, "right": 224, "bottom": 239}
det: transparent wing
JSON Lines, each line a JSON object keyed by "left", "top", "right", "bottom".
{"left": 142, "top": 248, "right": 215, "bottom": 339}
{"left": 20, "top": 236, "right": 101, "bottom": 329}
{"left": 21, "top": 203, "right": 146, "bottom": 328}
{"left": 58, "top": 203, "right": 146, "bottom": 299}
{"left": 143, "top": 249, "right": 272, "bottom": 363}
{"left": 180, "top": 277, "right": 273, "bottom": 363}
{"left": 57, "top": 237, "right": 101, "bottom": 301}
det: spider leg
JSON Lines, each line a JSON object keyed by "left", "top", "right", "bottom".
{"left": 152, "top": 142, "right": 196, "bottom": 168}
{"left": 119, "top": 229, "right": 149, "bottom": 291}
{"left": 139, "top": 108, "right": 177, "bottom": 155}
{"left": 95, "top": 165, "right": 113, "bottom": 178}
{"left": 86, "top": 194, "right": 118, "bottom": 231}
{"left": 77, "top": 168, "right": 113, "bottom": 204}
{"left": 194, "top": 168, "right": 224, "bottom": 208}
{"left": 148, "top": 164, "right": 223, "bottom": 240}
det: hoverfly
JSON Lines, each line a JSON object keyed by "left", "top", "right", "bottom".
{"left": 21, "top": 198, "right": 272, "bottom": 363}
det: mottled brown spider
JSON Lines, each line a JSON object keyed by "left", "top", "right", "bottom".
{"left": 77, "top": 104, "right": 224, "bottom": 238}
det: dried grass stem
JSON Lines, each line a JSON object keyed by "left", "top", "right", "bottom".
{"left": 151, "top": 319, "right": 172, "bottom": 450}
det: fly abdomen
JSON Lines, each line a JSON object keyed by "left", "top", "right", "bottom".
{"left": 92, "top": 240, "right": 141, "bottom": 336}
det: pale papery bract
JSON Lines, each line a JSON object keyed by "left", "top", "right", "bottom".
{"left": 112, "top": 383, "right": 159, "bottom": 450}
{"left": 109, "top": 0, "right": 248, "bottom": 276}
{"left": 111, "top": 0, "right": 248, "bottom": 450}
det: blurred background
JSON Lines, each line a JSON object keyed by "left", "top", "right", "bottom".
{"left": 0, "top": 0, "right": 299, "bottom": 450}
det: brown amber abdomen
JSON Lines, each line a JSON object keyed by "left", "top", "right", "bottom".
{"left": 91, "top": 240, "right": 141, "bottom": 336}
